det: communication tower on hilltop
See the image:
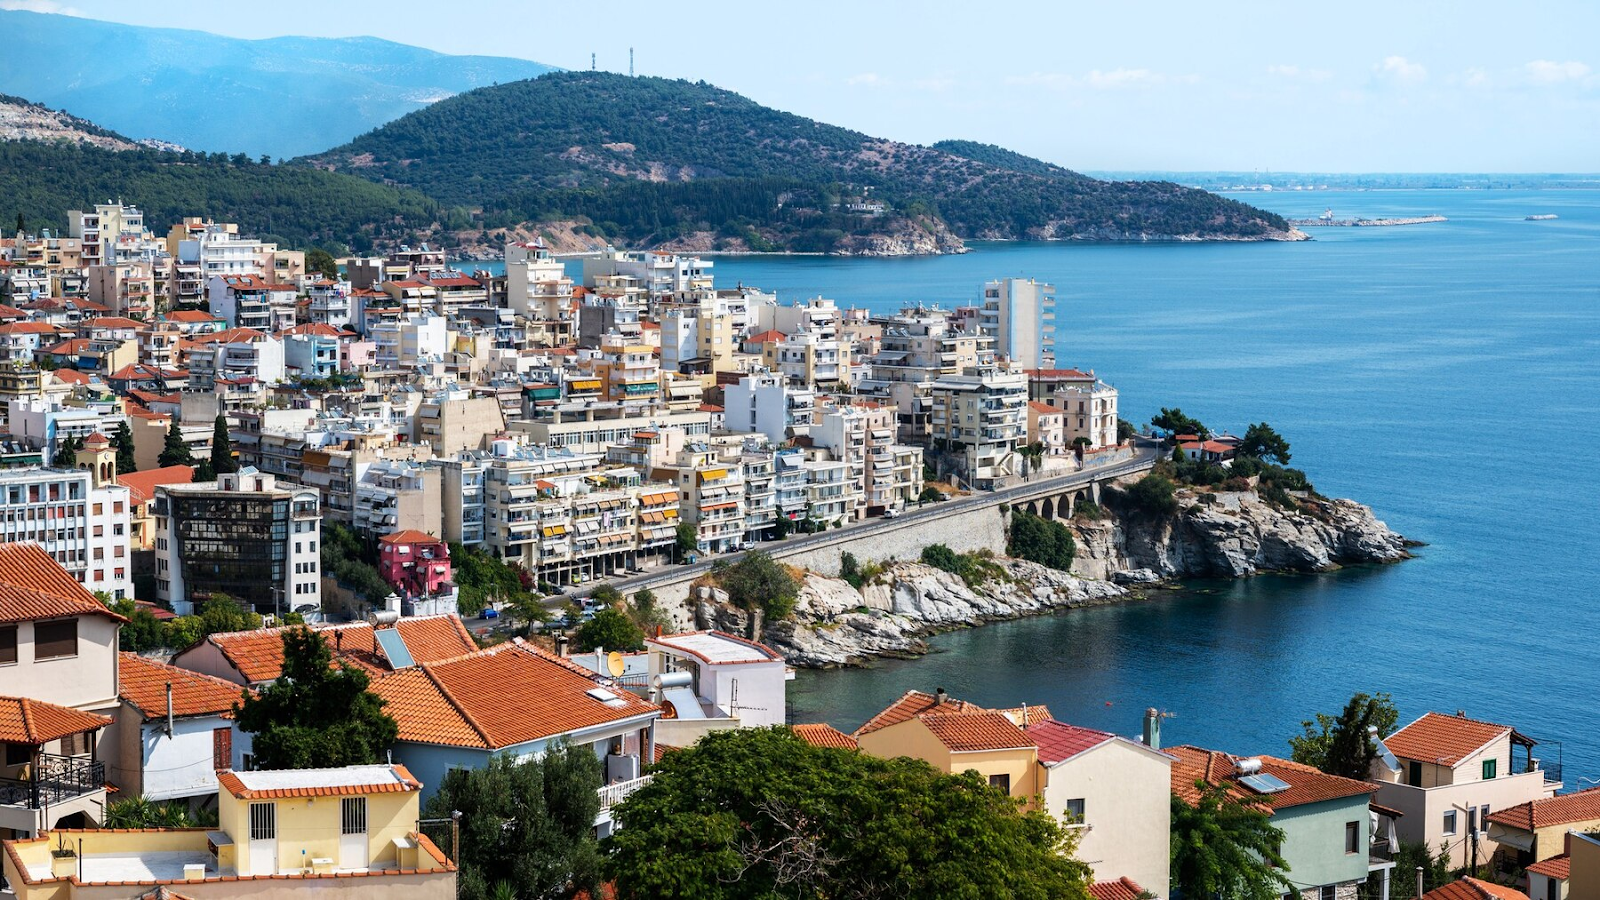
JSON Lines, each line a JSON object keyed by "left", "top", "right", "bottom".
{"left": 630, "top": 47, "right": 634, "bottom": 77}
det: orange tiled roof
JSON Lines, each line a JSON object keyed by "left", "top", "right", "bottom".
{"left": 1169, "top": 746, "right": 1375, "bottom": 812}
{"left": 379, "top": 529, "right": 442, "bottom": 545}
{"left": 854, "top": 690, "right": 986, "bottom": 737}
{"left": 792, "top": 723, "right": 858, "bottom": 750}
{"left": 0, "top": 695, "right": 112, "bottom": 744}
{"left": 217, "top": 765, "right": 422, "bottom": 800}
{"left": 163, "top": 310, "right": 222, "bottom": 323}
{"left": 1027, "top": 401, "right": 1059, "bottom": 414}
{"left": 117, "top": 465, "right": 195, "bottom": 505}
{"left": 919, "top": 711, "right": 1034, "bottom": 753}
{"left": 51, "top": 369, "right": 94, "bottom": 386}
{"left": 83, "top": 316, "right": 144, "bottom": 329}
{"left": 1384, "top": 712, "right": 1512, "bottom": 766}
{"left": 1486, "top": 786, "right": 1600, "bottom": 832}
{"left": 190, "top": 615, "right": 477, "bottom": 684}
{"left": 370, "top": 640, "right": 658, "bottom": 750}
{"left": 1526, "top": 856, "right": 1569, "bottom": 879}
{"left": 189, "top": 327, "right": 267, "bottom": 344}
{"left": 119, "top": 653, "right": 249, "bottom": 721}
{"left": 997, "top": 704, "right": 1054, "bottom": 728}
{"left": 1089, "top": 878, "right": 1147, "bottom": 900}
{"left": 1419, "top": 877, "right": 1529, "bottom": 900}
{"left": 0, "top": 542, "right": 125, "bottom": 624}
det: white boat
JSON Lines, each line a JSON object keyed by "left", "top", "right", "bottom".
{"left": 1525, "top": 214, "right": 1559, "bottom": 221}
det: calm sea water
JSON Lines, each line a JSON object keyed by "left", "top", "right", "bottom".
{"left": 701, "top": 190, "right": 1600, "bottom": 782}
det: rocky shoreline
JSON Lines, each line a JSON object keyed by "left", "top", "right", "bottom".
{"left": 689, "top": 489, "right": 1409, "bottom": 668}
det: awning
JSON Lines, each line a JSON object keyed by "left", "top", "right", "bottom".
{"left": 1486, "top": 823, "right": 1533, "bottom": 853}
{"left": 541, "top": 524, "right": 567, "bottom": 537}
{"left": 699, "top": 468, "right": 728, "bottom": 482}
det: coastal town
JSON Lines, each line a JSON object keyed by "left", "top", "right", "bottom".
{"left": 0, "top": 199, "right": 1591, "bottom": 900}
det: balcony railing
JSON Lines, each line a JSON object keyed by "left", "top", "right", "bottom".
{"left": 0, "top": 753, "right": 105, "bottom": 808}
{"left": 597, "top": 774, "right": 654, "bottom": 813}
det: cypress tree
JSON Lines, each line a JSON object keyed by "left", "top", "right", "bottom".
{"left": 210, "top": 415, "right": 238, "bottom": 475}
{"left": 112, "top": 420, "right": 138, "bottom": 474}
{"left": 157, "top": 418, "right": 194, "bottom": 469}
{"left": 55, "top": 434, "right": 81, "bottom": 468}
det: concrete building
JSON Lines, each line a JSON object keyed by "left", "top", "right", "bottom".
{"left": 930, "top": 367, "right": 1028, "bottom": 489}
{"left": 353, "top": 458, "right": 442, "bottom": 537}
{"left": 859, "top": 306, "right": 996, "bottom": 444}
{"left": 505, "top": 241, "right": 574, "bottom": 345}
{"left": 723, "top": 370, "right": 815, "bottom": 444}
{"left": 414, "top": 390, "right": 506, "bottom": 457}
{"left": 0, "top": 437, "right": 132, "bottom": 598}
{"left": 581, "top": 248, "right": 713, "bottom": 303}
{"left": 645, "top": 631, "right": 790, "bottom": 729}
{"left": 814, "top": 402, "right": 921, "bottom": 516}
{"left": 979, "top": 278, "right": 1056, "bottom": 369}
{"left": 107, "top": 653, "right": 252, "bottom": 804}
{"left": 1057, "top": 380, "right": 1121, "bottom": 451}
{"left": 154, "top": 468, "right": 322, "bottom": 616}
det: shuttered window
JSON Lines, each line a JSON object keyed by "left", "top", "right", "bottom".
{"left": 249, "top": 802, "right": 276, "bottom": 840}
{"left": 341, "top": 797, "right": 367, "bottom": 835}
{"left": 212, "top": 728, "right": 232, "bottom": 771}
{"left": 34, "top": 619, "right": 77, "bottom": 659}
{"left": 0, "top": 625, "right": 16, "bottom": 665}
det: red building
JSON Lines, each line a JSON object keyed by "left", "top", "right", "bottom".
{"left": 377, "top": 530, "right": 457, "bottom": 616}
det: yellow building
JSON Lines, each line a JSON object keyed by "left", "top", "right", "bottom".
{"left": 855, "top": 692, "right": 1041, "bottom": 805}
{"left": 1, "top": 764, "right": 455, "bottom": 899}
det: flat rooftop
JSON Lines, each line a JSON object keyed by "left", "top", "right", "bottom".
{"left": 650, "top": 631, "right": 783, "bottom": 665}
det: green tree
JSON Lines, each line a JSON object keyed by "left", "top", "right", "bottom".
{"left": 1152, "top": 407, "right": 1208, "bottom": 439}
{"left": 589, "top": 583, "right": 623, "bottom": 605}
{"left": 1289, "top": 692, "right": 1399, "bottom": 779}
{"left": 606, "top": 727, "right": 1091, "bottom": 900}
{"left": 1238, "top": 422, "right": 1292, "bottom": 465}
{"left": 718, "top": 551, "right": 800, "bottom": 621}
{"left": 157, "top": 418, "right": 194, "bottom": 469}
{"left": 54, "top": 433, "right": 81, "bottom": 468}
{"left": 1117, "top": 418, "right": 1137, "bottom": 443}
{"left": 839, "top": 551, "right": 863, "bottom": 589}
{"left": 196, "top": 593, "right": 261, "bottom": 637}
{"left": 234, "top": 626, "right": 398, "bottom": 769}
{"left": 1170, "top": 781, "right": 1292, "bottom": 900}
{"left": 1124, "top": 474, "right": 1179, "bottom": 515}
{"left": 1389, "top": 840, "right": 1452, "bottom": 899}
{"left": 627, "top": 588, "right": 671, "bottom": 636}
{"left": 674, "top": 521, "right": 699, "bottom": 559}
{"left": 305, "top": 248, "right": 340, "bottom": 280}
{"left": 1008, "top": 510, "right": 1076, "bottom": 571}
{"left": 210, "top": 415, "right": 238, "bottom": 474}
{"left": 574, "top": 607, "right": 644, "bottom": 652}
{"left": 918, "top": 485, "right": 946, "bottom": 504}
{"left": 422, "top": 748, "right": 602, "bottom": 900}
{"left": 113, "top": 420, "right": 137, "bottom": 474}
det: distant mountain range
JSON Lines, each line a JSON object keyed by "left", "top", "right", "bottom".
{"left": 304, "top": 72, "right": 1296, "bottom": 253}
{"left": 0, "top": 10, "right": 555, "bottom": 159}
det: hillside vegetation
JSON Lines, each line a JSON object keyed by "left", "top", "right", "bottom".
{"left": 305, "top": 72, "right": 1295, "bottom": 253}
{"left": 0, "top": 93, "right": 141, "bottom": 151}
{"left": 0, "top": 141, "right": 439, "bottom": 251}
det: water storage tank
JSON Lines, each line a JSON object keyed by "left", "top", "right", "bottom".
{"left": 1236, "top": 757, "right": 1263, "bottom": 776}
{"left": 652, "top": 670, "right": 693, "bottom": 690}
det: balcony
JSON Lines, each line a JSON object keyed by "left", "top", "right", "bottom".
{"left": 597, "top": 773, "right": 654, "bottom": 819}
{"left": 0, "top": 753, "right": 106, "bottom": 811}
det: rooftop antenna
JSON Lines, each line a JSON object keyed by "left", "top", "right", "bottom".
{"left": 629, "top": 47, "right": 634, "bottom": 77}
{"left": 591, "top": 53, "right": 596, "bottom": 71}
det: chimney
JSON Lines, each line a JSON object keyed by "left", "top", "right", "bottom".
{"left": 555, "top": 633, "right": 570, "bottom": 657}
{"left": 934, "top": 687, "right": 948, "bottom": 706}
{"left": 1415, "top": 867, "right": 1424, "bottom": 899}
{"left": 165, "top": 682, "right": 174, "bottom": 738}
{"left": 1143, "top": 708, "right": 1162, "bottom": 750}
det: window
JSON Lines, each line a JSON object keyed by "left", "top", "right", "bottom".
{"left": 1443, "top": 810, "right": 1457, "bottom": 835}
{"left": 1480, "top": 805, "right": 1491, "bottom": 834}
{"left": 60, "top": 731, "right": 91, "bottom": 756}
{"left": 1467, "top": 808, "right": 1477, "bottom": 835}
{"left": 1346, "top": 821, "right": 1360, "bottom": 854}
{"left": 1320, "top": 887, "right": 1336, "bottom": 900}
{"left": 5, "top": 742, "right": 30, "bottom": 766}
{"left": 0, "top": 625, "right": 15, "bottom": 665}
{"left": 341, "top": 797, "right": 367, "bottom": 835}
{"left": 1483, "top": 758, "right": 1498, "bottom": 780}
{"left": 249, "top": 802, "right": 276, "bottom": 840}
{"left": 34, "top": 618, "right": 78, "bottom": 659}
{"left": 988, "top": 773, "right": 1011, "bottom": 794}
{"left": 1065, "top": 798, "right": 1086, "bottom": 823}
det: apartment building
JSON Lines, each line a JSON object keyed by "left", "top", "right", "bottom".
{"left": 814, "top": 402, "right": 922, "bottom": 516}
{"left": 185, "top": 327, "right": 285, "bottom": 388}
{"left": 305, "top": 279, "right": 353, "bottom": 328}
{"left": 581, "top": 247, "right": 714, "bottom": 303}
{"left": 0, "top": 439, "right": 132, "bottom": 598}
{"left": 1057, "top": 379, "right": 1121, "bottom": 450}
{"left": 860, "top": 306, "right": 997, "bottom": 444}
{"left": 724, "top": 370, "right": 816, "bottom": 443}
{"left": 979, "top": 278, "right": 1056, "bottom": 369}
{"left": 506, "top": 240, "right": 575, "bottom": 345}
{"left": 660, "top": 442, "right": 747, "bottom": 554}
{"left": 354, "top": 458, "right": 442, "bottom": 537}
{"left": 154, "top": 469, "right": 322, "bottom": 615}
{"left": 930, "top": 367, "right": 1028, "bottom": 489}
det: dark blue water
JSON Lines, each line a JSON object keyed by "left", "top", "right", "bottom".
{"left": 704, "top": 190, "right": 1600, "bottom": 782}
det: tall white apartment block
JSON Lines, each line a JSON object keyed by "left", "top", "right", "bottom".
{"left": 979, "top": 278, "right": 1056, "bottom": 370}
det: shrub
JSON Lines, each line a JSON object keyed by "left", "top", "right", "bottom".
{"left": 1007, "top": 511, "right": 1076, "bottom": 571}
{"left": 719, "top": 551, "right": 801, "bottom": 621}
{"left": 1125, "top": 475, "right": 1180, "bottom": 515}
{"left": 1073, "top": 500, "right": 1106, "bottom": 520}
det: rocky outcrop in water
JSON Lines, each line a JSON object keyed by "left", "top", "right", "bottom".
{"left": 1072, "top": 489, "right": 1409, "bottom": 581}
{"left": 693, "top": 559, "right": 1127, "bottom": 668}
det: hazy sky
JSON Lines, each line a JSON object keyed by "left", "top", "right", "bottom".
{"left": 12, "top": 0, "right": 1600, "bottom": 172}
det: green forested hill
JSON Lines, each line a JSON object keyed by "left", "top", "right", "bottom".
{"left": 304, "top": 72, "right": 1293, "bottom": 249}
{"left": 0, "top": 141, "right": 439, "bottom": 251}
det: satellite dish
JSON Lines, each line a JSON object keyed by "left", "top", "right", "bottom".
{"left": 606, "top": 651, "right": 625, "bottom": 678}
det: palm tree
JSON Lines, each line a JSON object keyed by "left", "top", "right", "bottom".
{"left": 1170, "top": 781, "right": 1292, "bottom": 900}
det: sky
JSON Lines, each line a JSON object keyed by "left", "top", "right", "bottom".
{"left": 8, "top": 0, "right": 1600, "bottom": 172}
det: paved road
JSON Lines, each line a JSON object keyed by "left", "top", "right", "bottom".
{"left": 575, "top": 443, "right": 1160, "bottom": 601}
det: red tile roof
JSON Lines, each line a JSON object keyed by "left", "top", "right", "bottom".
{"left": 746, "top": 329, "right": 785, "bottom": 343}
{"left": 1384, "top": 712, "right": 1512, "bottom": 766}
{"left": 1419, "top": 877, "right": 1529, "bottom": 900}
{"left": 1025, "top": 368, "right": 1093, "bottom": 379}
{"left": 119, "top": 653, "right": 249, "bottom": 721}
{"left": 370, "top": 640, "right": 659, "bottom": 750}
{"left": 163, "top": 310, "right": 222, "bottom": 323}
{"left": 190, "top": 327, "right": 267, "bottom": 344}
{"left": 1028, "top": 401, "right": 1060, "bottom": 414}
{"left": 919, "top": 711, "right": 1034, "bottom": 753}
{"left": 0, "top": 542, "right": 125, "bottom": 624}
{"left": 1030, "top": 720, "right": 1116, "bottom": 764}
{"left": 0, "top": 695, "right": 112, "bottom": 744}
{"left": 854, "top": 689, "right": 986, "bottom": 737}
{"left": 51, "top": 369, "right": 94, "bottom": 386}
{"left": 1088, "top": 878, "right": 1146, "bottom": 900}
{"left": 186, "top": 615, "right": 478, "bottom": 684}
{"left": 379, "top": 529, "right": 443, "bottom": 545}
{"left": 792, "top": 723, "right": 858, "bottom": 750}
{"left": 1168, "top": 746, "right": 1375, "bottom": 812}
{"left": 118, "top": 465, "right": 195, "bottom": 505}
{"left": 1526, "top": 856, "right": 1569, "bottom": 879}
{"left": 278, "top": 323, "right": 354, "bottom": 337}
{"left": 1486, "top": 786, "right": 1600, "bottom": 832}
{"left": 217, "top": 765, "right": 422, "bottom": 800}
{"left": 0, "top": 321, "right": 63, "bottom": 335}
{"left": 83, "top": 316, "right": 144, "bottom": 329}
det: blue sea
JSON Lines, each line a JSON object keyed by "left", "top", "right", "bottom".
{"left": 707, "top": 190, "right": 1600, "bottom": 783}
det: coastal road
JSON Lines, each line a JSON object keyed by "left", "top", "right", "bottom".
{"left": 574, "top": 444, "right": 1161, "bottom": 602}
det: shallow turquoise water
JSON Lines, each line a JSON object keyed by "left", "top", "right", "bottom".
{"left": 705, "top": 190, "right": 1600, "bottom": 781}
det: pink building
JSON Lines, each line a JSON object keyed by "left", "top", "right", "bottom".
{"left": 377, "top": 530, "right": 457, "bottom": 616}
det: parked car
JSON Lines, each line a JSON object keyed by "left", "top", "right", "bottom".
{"left": 882, "top": 507, "right": 901, "bottom": 519}
{"left": 478, "top": 606, "right": 499, "bottom": 620}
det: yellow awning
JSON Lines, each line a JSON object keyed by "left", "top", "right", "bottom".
{"left": 699, "top": 468, "right": 728, "bottom": 482}
{"left": 542, "top": 524, "right": 568, "bottom": 537}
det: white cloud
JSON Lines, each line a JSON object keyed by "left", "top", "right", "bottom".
{"left": 0, "top": 0, "right": 83, "bottom": 13}
{"left": 1267, "top": 65, "right": 1333, "bottom": 83}
{"left": 846, "top": 72, "right": 883, "bottom": 87}
{"left": 1375, "top": 55, "right": 1427, "bottom": 82}
{"left": 844, "top": 72, "right": 952, "bottom": 92}
{"left": 1461, "top": 67, "right": 1492, "bottom": 88}
{"left": 1524, "top": 60, "right": 1590, "bottom": 84}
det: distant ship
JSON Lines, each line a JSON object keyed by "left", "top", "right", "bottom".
{"left": 1525, "top": 214, "right": 1559, "bottom": 221}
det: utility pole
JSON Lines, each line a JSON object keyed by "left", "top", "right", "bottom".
{"left": 629, "top": 47, "right": 634, "bottom": 77}
{"left": 591, "top": 52, "right": 596, "bottom": 71}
